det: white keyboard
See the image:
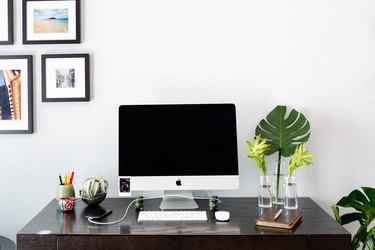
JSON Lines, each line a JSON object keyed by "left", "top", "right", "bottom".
{"left": 138, "top": 211, "right": 208, "bottom": 222}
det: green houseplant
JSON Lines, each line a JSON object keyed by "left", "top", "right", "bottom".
{"left": 255, "top": 105, "right": 311, "bottom": 204}
{"left": 331, "top": 187, "right": 375, "bottom": 250}
{"left": 79, "top": 175, "right": 109, "bottom": 206}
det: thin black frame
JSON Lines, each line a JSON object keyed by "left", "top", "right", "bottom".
{"left": 22, "top": 0, "right": 81, "bottom": 44}
{"left": 41, "top": 53, "right": 90, "bottom": 102}
{"left": 0, "top": 55, "right": 33, "bottom": 134}
{"left": 0, "top": 0, "right": 14, "bottom": 45}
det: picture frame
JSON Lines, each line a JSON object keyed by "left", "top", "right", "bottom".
{"left": 0, "top": 0, "right": 14, "bottom": 45}
{"left": 0, "top": 55, "right": 33, "bottom": 134}
{"left": 22, "top": 0, "right": 80, "bottom": 44}
{"left": 41, "top": 53, "right": 90, "bottom": 102}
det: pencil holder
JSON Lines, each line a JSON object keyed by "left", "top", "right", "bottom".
{"left": 56, "top": 184, "right": 76, "bottom": 201}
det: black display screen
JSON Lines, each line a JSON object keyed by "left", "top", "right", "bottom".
{"left": 119, "top": 104, "right": 238, "bottom": 176}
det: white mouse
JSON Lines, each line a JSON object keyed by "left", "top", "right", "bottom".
{"left": 215, "top": 211, "right": 230, "bottom": 222}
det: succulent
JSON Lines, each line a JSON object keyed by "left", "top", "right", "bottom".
{"left": 79, "top": 176, "right": 108, "bottom": 199}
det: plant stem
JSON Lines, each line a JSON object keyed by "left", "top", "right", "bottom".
{"left": 276, "top": 149, "right": 281, "bottom": 203}
{"left": 263, "top": 175, "right": 272, "bottom": 197}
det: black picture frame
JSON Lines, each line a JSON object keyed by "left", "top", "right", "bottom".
{"left": 41, "top": 53, "right": 90, "bottom": 102}
{"left": 0, "top": 0, "right": 14, "bottom": 45}
{"left": 22, "top": 0, "right": 80, "bottom": 44}
{"left": 0, "top": 55, "right": 33, "bottom": 134}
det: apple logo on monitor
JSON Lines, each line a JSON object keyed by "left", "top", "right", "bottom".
{"left": 176, "top": 179, "right": 182, "bottom": 186}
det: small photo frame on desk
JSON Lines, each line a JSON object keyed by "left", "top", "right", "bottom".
{"left": 22, "top": 0, "right": 80, "bottom": 44}
{"left": 0, "top": 0, "right": 14, "bottom": 45}
{"left": 119, "top": 177, "right": 131, "bottom": 197}
{"left": 41, "top": 53, "right": 89, "bottom": 102}
{"left": 0, "top": 55, "right": 33, "bottom": 134}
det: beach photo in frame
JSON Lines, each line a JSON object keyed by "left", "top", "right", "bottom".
{"left": 0, "top": 55, "right": 33, "bottom": 134}
{"left": 0, "top": 0, "right": 14, "bottom": 45}
{"left": 22, "top": 0, "right": 80, "bottom": 44}
{"left": 42, "top": 54, "right": 89, "bottom": 102}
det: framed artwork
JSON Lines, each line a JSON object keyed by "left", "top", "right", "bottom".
{"left": 0, "top": 0, "right": 14, "bottom": 45}
{"left": 22, "top": 0, "right": 80, "bottom": 44}
{"left": 0, "top": 55, "right": 33, "bottom": 134}
{"left": 41, "top": 54, "right": 89, "bottom": 102}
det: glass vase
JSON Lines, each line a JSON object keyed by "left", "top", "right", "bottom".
{"left": 258, "top": 175, "right": 272, "bottom": 208}
{"left": 284, "top": 176, "right": 298, "bottom": 209}
{"left": 271, "top": 161, "right": 286, "bottom": 205}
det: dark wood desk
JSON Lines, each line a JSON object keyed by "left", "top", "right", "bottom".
{"left": 17, "top": 197, "right": 351, "bottom": 250}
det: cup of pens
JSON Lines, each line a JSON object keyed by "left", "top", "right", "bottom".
{"left": 56, "top": 171, "right": 76, "bottom": 212}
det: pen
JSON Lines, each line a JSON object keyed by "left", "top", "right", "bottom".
{"left": 274, "top": 209, "right": 282, "bottom": 220}
{"left": 59, "top": 173, "right": 63, "bottom": 185}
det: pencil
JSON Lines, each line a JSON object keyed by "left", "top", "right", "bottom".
{"left": 70, "top": 171, "right": 75, "bottom": 184}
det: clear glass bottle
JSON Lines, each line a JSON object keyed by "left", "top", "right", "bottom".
{"left": 272, "top": 161, "right": 286, "bottom": 205}
{"left": 284, "top": 176, "right": 298, "bottom": 209}
{"left": 258, "top": 175, "right": 272, "bottom": 208}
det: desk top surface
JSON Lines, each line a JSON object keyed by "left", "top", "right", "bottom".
{"left": 18, "top": 197, "right": 350, "bottom": 236}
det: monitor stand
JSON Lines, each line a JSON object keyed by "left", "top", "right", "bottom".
{"left": 159, "top": 190, "right": 199, "bottom": 210}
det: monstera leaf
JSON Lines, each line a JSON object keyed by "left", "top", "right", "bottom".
{"left": 255, "top": 105, "right": 311, "bottom": 157}
{"left": 331, "top": 187, "right": 375, "bottom": 250}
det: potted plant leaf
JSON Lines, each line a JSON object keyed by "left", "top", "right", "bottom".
{"left": 331, "top": 187, "right": 375, "bottom": 250}
{"left": 255, "top": 105, "right": 311, "bottom": 204}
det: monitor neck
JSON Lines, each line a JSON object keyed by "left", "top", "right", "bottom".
{"left": 159, "top": 190, "right": 199, "bottom": 210}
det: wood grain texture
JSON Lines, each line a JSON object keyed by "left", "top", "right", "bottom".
{"left": 17, "top": 197, "right": 351, "bottom": 250}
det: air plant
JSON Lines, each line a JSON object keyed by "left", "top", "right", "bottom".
{"left": 79, "top": 175, "right": 108, "bottom": 199}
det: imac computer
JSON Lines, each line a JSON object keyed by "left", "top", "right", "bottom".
{"left": 118, "top": 103, "right": 239, "bottom": 209}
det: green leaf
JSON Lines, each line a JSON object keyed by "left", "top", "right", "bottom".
{"left": 255, "top": 105, "right": 311, "bottom": 157}
{"left": 340, "top": 212, "right": 366, "bottom": 225}
{"left": 337, "top": 189, "right": 371, "bottom": 212}
{"left": 333, "top": 188, "right": 375, "bottom": 250}
{"left": 364, "top": 226, "right": 375, "bottom": 250}
{"left": 362, "top": 187, "right": 375, "bottom": 206}
{"left": 246, "top": 135, "right": 269, "bottom": 176}
{"left": 331, "top": 205, "right": 341, "bottom": 224}
{"left": 353, "top": 223, "right": 368, "bottom": 250}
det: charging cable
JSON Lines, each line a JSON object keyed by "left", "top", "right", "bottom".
{"left": 86, "top": 194, "right": 222, "bottom": 225}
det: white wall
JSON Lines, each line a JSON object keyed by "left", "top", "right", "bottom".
{"left": 1, "top": 0, "right": 375, "bottom": 242}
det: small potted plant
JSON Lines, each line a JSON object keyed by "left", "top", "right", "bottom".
{"left": 79, "top": 175, "right": 109, "bottom": 206}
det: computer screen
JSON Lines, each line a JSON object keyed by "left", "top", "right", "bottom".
{"left": 118, "top": 103, "right": 239, "bottom": 209}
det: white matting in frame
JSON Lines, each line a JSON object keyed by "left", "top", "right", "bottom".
{"left": 0, "top": 56, "right": 33, "bottom": 134}
{"left": 42, "top": 54, "right": 89, "bottom": 102}
{"left": 25, "top": 0, "right": 78, "bottom": 42}
{"left": 0, "top": 0, "right": 9, "bottom": 42}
